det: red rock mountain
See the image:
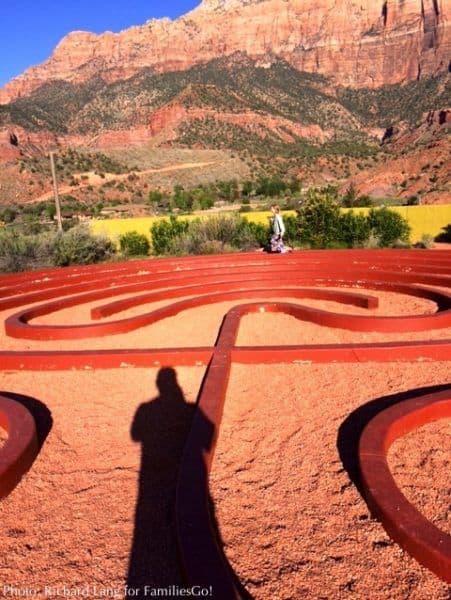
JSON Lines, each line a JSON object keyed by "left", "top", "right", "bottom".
{"left": 1, "top": 0, "right": 450, "bottom": 103}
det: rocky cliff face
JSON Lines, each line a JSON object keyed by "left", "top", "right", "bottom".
{"left": 1, "top": 0, "right": 450, "bottom": 103}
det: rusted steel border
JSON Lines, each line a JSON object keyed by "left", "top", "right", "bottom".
{"left": 1, "top": 338, "right": 451, "bottom": 371}
{"left": 0, "top": 396, "right": 38, "bottom": 499}
{"left": 359, "top": 389, "right": 451, "bottom": 583}
{"left": 1, "top": 248, "right": 450, "bottom": 308}
{"left": 1, "top": 249, "right": 450, "bottom": 289}
{"left": 5, "top": 285, "right": 380, "bottom": 339}
{"left": 5, "top": 281, "right": 451, "bottom": 340}
{"left": 177, "top": 306, "right": 242, "bottom": 599}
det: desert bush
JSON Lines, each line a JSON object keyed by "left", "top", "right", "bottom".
{"left": 192, "top": 189, "right": 215, "bottom": 210}
{"left": 52, "top": 226, "right": 115, "bottom": 267}
{"left": 296, "top": 192, "right": 341, "bottom": 248}
{"left": 155, "top": 214, "right": 266, "bottom": 256}
{"left": 148, "top": 190, "right": 163, "bottom": 204}
{"left": 197, "top": 240, "right": 235, "bottom": 254}
{"left": 341, "top": 186, "right": 373, "bottom": 208}
{"left": 240, "top": 219, "right": 268, "bottom": 247}
{"left": 150, "top": 216, "right": 190, "bottom": 255}
{"left": 255, "top": 176, "right": 287, "bottom": 197}
{"left": 169, "top": 235, "right": 235, "bottom": 256}
{"left": 0, "top": 230, "right": 40, "bottom": 272}
{"left": 199, "top": 214, "right": 242, "bottom": 245}
{"left": 283, "top": 215, "right": 298, "bottom": 246}
{"left": 173, "top": 186, "right": 193, "bottom": 211}
{"left": 166, "top": 232, "right": 198, "bottom": 256}
{"left": 0, "top": 207, "right": 18, "bottom": 223}
{"left": 367, "top": 207, "right": 410, "bottom": 247}
{"left": 337, "top": 211, "right": 371, "bottom": 247}
{"left": 119, "top": 231, "right": 150, "bottom": 256}
{"left": 0, "top": 228, "right": 106, "bottom": 272}
{"left": 295, "top": 194, "right": 410, "bottom": 248}
{"left": 281, "top": 196, "right": 300, "bottom": 210}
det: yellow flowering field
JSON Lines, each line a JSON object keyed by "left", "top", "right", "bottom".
{"left": 340, "top": 205, "right": 451, "bottom": 243}
{"left": 90, "top": 205, "right": 451, "bottom": 246}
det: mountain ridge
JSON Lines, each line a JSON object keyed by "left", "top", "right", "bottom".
{"left": 1, "top": 0, "right": 450, "bottom": 104}
{"left": 0, "top": 1, "right": 449, "bottom": 205}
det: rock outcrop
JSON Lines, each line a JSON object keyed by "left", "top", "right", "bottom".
{"left": 1, "top": 0, "right": 450, "bottom": 103}
{"left": 147, "top": 102, "right": 333, "bottom": 144}
{"left": 346, "top": 108, "right": 451, "bottom": 203}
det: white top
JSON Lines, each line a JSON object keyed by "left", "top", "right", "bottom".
{"left": 272, "top": 213, "right": 285, "bottom": 236}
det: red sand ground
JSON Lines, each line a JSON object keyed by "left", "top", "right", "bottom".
{"left": 0, "top": 288, "right": 449, "bottom": 599}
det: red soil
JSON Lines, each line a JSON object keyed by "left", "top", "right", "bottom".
{"left": 211, "top": 362, "right": 450, "bottom": 600}
{"left": 0, "top": 281, "right": 449, "bottom": 598}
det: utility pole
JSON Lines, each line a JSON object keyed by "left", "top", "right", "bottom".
{"left": 49, "top": 151, "right": 63, "bottom": 233}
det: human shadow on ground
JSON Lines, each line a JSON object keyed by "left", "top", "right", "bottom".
{"left": 127, "top": 367, "right": 196, "bottom": 593}
{"left": 337, "top": 383, "right": 450, "bottom": 497}
{"left": 0, "top": 391, "right": 53, "bottom": 449}
{"left": 126, "top": 366, "right": 253, "bottom": 599}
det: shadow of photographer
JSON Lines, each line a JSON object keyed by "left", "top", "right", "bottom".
{"left": 126, "top": 367, "right": 196, "bottom": 593}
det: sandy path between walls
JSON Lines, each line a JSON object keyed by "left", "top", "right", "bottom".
{"left": 0, "top": 287, "right": 449, "bottom": 599}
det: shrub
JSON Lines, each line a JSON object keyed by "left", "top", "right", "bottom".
{"left": 294, "top": 195, "right": 410, "bottom": 249}
{"left": 169, "top": 236, "right": 235, "bottom": 256}
{"left": 341, "top": 186, "right": 373, "bottom": 207}
{"left": 1, "top": 207, "right": 18, "bottom": 223}
{"left": 45, "top": 203, "right": 56, "bottom": 220}
{"left": 52, "top": 226, "right": 115, "bottom": 267}
{"left": 240, "top": 219, "right": 268, "bottom": 247}
{"left": 119, "top": 231, "right": 150, "bottom": 256}
{"left": 197, "top": 240, "right": 235, "bottom": 254}
{"left": 367, "top": 208, "right": 410, "bottom": 247}
{"left": 0, "top": 230, "right": 40, "bottom": 272}
{"left": 337, "top": 211, "right": 371, "bottom": 248}
{"left": 282, "top": 196, "right": 300, "bottom": 210}
{"left": 194, "top": 214, "right": 257, "bottom": 250}
{"left": 283, "top": 215, "right": 298, "bottom": 246}
{"left": 341, "top": 185, "right": 358, "bottom": 207}
{"left": 242, "top": 181, "right": 253, "bottom": 196}
{"left": 296, "top": 192, "right": 341, "bottom": 248}
{"left": 355, "top": 195, "right": 373, "bottom": 207}
{"left": 155, "top": 214, "right": 266, "bottom": 256}
{"left": 0, "top": 227, "right": 116, "bottom": 273}
{"left": 255, "top": 176, "right": 287, "bottom": 197}
{"left": 172, "top": 186, "right": 193, "bottom": 211}
{"left": 148, "top": 190, "right": 163, "bottom": 204}
{"left": 151, "top": 216, "right": 190, "bottom": 255}
{"left": 191, "top": 188, "right": 214, "bottom": 210}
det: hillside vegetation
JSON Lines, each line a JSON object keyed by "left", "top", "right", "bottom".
{"left": 1, "top": 56, "right": 449, "bottom": 202}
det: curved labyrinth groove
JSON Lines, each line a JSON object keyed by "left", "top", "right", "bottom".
{"left": 0, "top": 250, "right": 450, "bottom": 596}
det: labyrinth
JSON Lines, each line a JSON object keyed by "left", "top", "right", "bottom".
{"left": 0, "top": 249, "right": 450, "bottom": 598}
